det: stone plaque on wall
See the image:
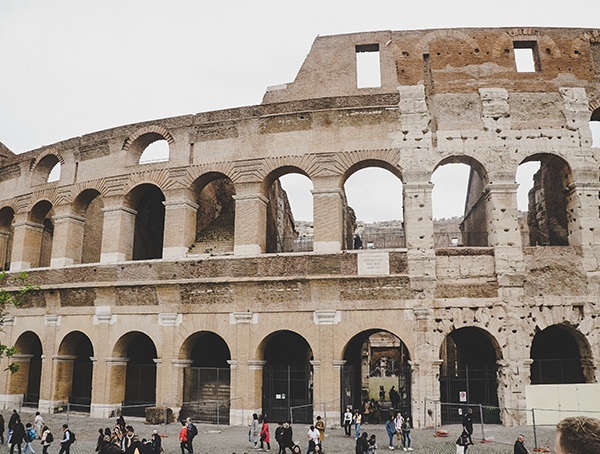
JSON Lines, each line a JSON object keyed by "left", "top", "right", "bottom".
{"left": 358, "top": 252, "right": 390, "bottom": 276}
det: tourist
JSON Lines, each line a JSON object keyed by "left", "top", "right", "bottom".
{"left": 40, "top": 425, "right": 52, "bottom": 454}
{"left": 306, "top": 425, "right": 319, "bottom": 453}
{"left": 250, "top": 413, "right": 260, "bottom": 448}
{"left": 0, "top": 412, "right": 5, "bottom": 445}
{"left": 343, "top": 409, "right": 353, "bottom": 437}
{"left": 393, "top": 412, "right": 403, "bottom": 448}
{"left": 401, "top": 417, "right": 412, "bottom": 451}
{"left": 554, "top": 416, "right": 600, "bottom": 454}
{"left": 10, "top": 418, "right": 25, "bottom": 454}
{"left": 353, "top": 410, "right": 362, "bottom": 439}
{"left": 23, "top": 423, "right": 36, "bottom": 454}
{"left": 151, "top": 430, "right": 162, "bottom": 454}
{"left": 281, "top": 422, "right": 294, "bottom": 453}
{"left": 314, "top": 416, "right": 325, "bottom": 450}
{"left": 178, "top": 421, "right": 188, "bottom": 454}
{"left": 275, "top": 422, "right": 284, "bottom": 454}
{"left": 355, "top": 432, "right": 369, "bottom": 454}
{"left": 368, "top": 434, "right": 377, "bottom": 454}
{"left": 513, "top": 433, "right": 528, "bottom": 454}
{"left": 260, "top": 418, "right": 270, "bottom": 451}
{"left": 33, "top": 413, "right": 44, "bottom": 440}
{"left": 185, "top": 417, "right": 197, "bottom": 454}
{"left": 384, "top": 415, "right": 395, "bottom": 450}
{"left": 8, "top": 410, "right": 20, "bottom": 444}
{"left": 291, "top": 445, "right": 302, "bottom": 454}
{"left": 461, "top": 408, "right": 474, "bottom": 445}
{"left": 57, "top": 424, "right": 72, "bottom": 454}
{"left": 455, "top": 430, "right": 470, "bottom": 454}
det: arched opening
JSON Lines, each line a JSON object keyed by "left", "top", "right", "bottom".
{"left": 261, "top": 331, "right": 313, "bottom": 423}
{"left": 263, "top": 167, "right": 311, "bottom": 254}
{"left": 115, "top": 332, "right": 158, "bottom": 417}
{"left": 530, "top": 325, "right": 593, "bottom": 384}
{"left": 431, "top": 158, "right": 488, "bottom": 247}
{"left": 180, "top": 332, "right": 231, "bottom": 424}
{"left": 342, "top": 330, "right": 411, "bottom": 423}
{"left": 11, "top": 332, "right": 43, "bottom": 407}
{"left": 188, "top": 173, "right": 236, "bottom": 255}
{"left": 279, "top": 173, "right": 314, "bottom": 252}
{"left": 590, "top": 107, "right": 600, "bottom": 147}
{"left": 439, "top": 327, "right": 500, "bottom": 424}
{"left": 139, "top": 139, "right": 169, "bottom": 164}
{"left": 31, "top": 155, "right": 61, "bottom": 186}
{"left": 342, "top": 162, "right": 403, "bottom": 250}
{"left": 57, "top": 331, "right": 94, "bottom": 412}
{"left": 0, "top": 206, "right": 15, "bottom": 270}
{"left": 73, "top": 189, "right": 104, "bottom": 264}
{"left": 126, "top": 184, "right": 166, "bottom": 260}
{"left": 517, "top": 154, "right": 571, "bottom": 246}
{"left": 29, "top": 200, "right": 54, "bottom": 268}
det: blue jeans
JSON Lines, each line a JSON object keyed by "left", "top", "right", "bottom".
{"left": 402, "top": 430, "right": 411, "bottom": 448}
{"left": 355, "top": 423, "right": 361, "bottom": 439}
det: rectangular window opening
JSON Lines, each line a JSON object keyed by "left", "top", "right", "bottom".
{"left": 514, "top": 41, "right": 540, "bottom": 72}
{"left": 356, "top": 44, "right": 381, "bottom": 88}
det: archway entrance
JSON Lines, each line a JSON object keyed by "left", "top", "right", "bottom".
{"left": 122, "top": 333, "right": 157, "bottom": 416}
{"left": 262, "top": 331, "right": 313, "bottom": 423}
{"left": 439, "top": 328, "right": 500, "bottom": 424}
{"left": 342, "top": 330, "right": 411, "bottom": 423}
{"left": 181, "top": 332, "right": 231, "bottom": 424}
{"left": 531, "top": 325, "right": 592, "bottom": 384}
{"left": 58, "top": 331, "right": 94, "bottom": 412}
{"left": 12, "top": 332, "right": 43, "bottom": 407}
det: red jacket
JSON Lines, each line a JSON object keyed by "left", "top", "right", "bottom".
{"left": 260, "top": 423, "right": 270, "bottom": 443}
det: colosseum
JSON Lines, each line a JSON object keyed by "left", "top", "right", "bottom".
{"left": 1, "top": 27, "right": 600, "bottom": 428}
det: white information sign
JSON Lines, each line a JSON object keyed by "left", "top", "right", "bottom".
{"left": 358, "top": 252, "right": 390, "bottom": 276}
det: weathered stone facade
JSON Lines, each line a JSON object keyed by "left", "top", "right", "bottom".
{"left": 1, "top": 27, "right": 600, "bottom": 427}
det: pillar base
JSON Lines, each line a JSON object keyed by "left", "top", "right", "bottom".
{"left": 100, "top": 252, "right": 127, "bottom": 264}
{"left": 90, "top": 403, "right": 122, "bottom": 419}
{"left": 163, "top": 247, "right": 189, "bottom": 259}
{"left": 234, "top": 244, "right": 261, "bottom": 256}
{"left": 0, "top": 393, "right": 23, "bottom": 410}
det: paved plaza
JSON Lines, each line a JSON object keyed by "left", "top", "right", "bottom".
{"left": 0, "top": 411, "right": 558, "bottom": 454}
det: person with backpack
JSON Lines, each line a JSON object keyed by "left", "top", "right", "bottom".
{"left": 23, "top": 423, "right": 37, "bottom": 454}
{"left": 185, "top": 418, "right": 197, "bottom": 454}
{"left": 178, "top": 421, "right": 188, "bottom": 454}
{"left": 40, "top": 426, "right": 53, "bottom": 454}
{"left": 58, "top": 424, "right": 73, "bottom": 454}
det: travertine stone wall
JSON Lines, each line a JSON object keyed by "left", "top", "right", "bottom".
{"left": 1, "top": 27, "right": 600, "bottom": 427}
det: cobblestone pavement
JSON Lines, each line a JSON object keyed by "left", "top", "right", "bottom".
{"left": 0, "top": 411, "right": 557, "bottom": 454}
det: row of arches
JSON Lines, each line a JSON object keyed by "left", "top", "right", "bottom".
{"left": 11, "top": 323, "right": 593, "bottom": 423}
{"left": 0, "top": 149, "right": 585, "bottom": 270}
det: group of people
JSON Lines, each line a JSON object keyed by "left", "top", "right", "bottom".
{"left": 0, "top": 409, "right": 75, "bottom": 454}
{"left": 384, "top": 413, "right": 411, "bottom": 451}
{"left": 94, "top": 415, "right": 166, "bottom": 454}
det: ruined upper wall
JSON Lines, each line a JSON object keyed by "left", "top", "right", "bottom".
{"left": 263, "top": 27, "right": 600, "bottom": 104}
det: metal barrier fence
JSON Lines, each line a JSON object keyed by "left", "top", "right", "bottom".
{"left": 290, "top": 399, "right": 338, "bottom": 428}
{"left": 424, "top": 399, "right": 600, "bottom": 450}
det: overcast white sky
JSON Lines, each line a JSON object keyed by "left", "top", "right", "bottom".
{"left": 0, "top": 0, "right": 598, "bottom": 222}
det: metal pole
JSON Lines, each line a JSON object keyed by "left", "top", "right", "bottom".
{"left": 532, "top": 408, "right": 538, "bottom": 450}
{"left": 479, "top": 403, "right": 485, "bottom": 442}
{"left": 217, "top": 400, "right": 220, "bottom": 429}
{"left": 423, "top": 398, "right": 427, "bottom": 428}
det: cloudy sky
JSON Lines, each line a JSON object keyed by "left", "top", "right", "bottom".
{"left": 0, "top": 0, "right": 597, "bottom": 222}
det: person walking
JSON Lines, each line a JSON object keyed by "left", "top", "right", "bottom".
{"left": 178, "top": 421, "right": 188, "bottom": 454}
{"left": 57, "top": 425, "right": 72, "bottom": 454}
{"left": 281, "top": 422, "right": 294, "bottom": 454}
{"left": 514, "top": 433, "right": 528, "bottom": 454}
{"left": 461, "top": 408, "right": 474, "bottom": 445}
{"left": 353, "top": 411, "right": 362, "bottom": 439}
{"left": 384, "top": 415, "right": 395, "bottom": 450}
{"left": 314, "top": 416, "right": 325, "bottom": 451}
{"left": 306, "top": 426, "right": 319, "bottom": 454}
{"left": 23, "top": 423, "right": 36, "bottom": 454}
{"left": 401, "top": 417, "right": 412, "bottom": 451}
{"left": 393, "top": 413, "right": 403, "bottom": 448}
{"left": 150, "top": 430, "right": 161, "bottom": 454}
{"left": 1, "top": 412, "right": 5, "bottom": 445}
{"left": 260, "top": 419, "right": 271, "bottom": 451}
{"left": 250, "top": 413, "right": 260, "bottom": 448}
{"left": 10, "top": 418, "right": 25, "bottom": 454}
{"left": 33, "top": 414, "right": 44, "bottom": 440}
{"left": 40, "top": 426, "right": 52, "bottom": 454}
{"left": 185, "top": 417, "right": 197, "bottom": 454}
{"left": 8, "top": 410, "right": 19, "bottom": 444}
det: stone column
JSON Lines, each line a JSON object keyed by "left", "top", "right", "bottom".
{"left": 233, "top": 183, "right": 267, "bottom": 255}
{"left": 0, "top": 229, "right": 11, "bottom": 269}
{"left": 171, "top": 359, "right": 193, "bottom": 418}
{"left": 153, "top": 358, "right": 164, "bottom": 408}
{"left": 50, "top": 208, "right": 86, "bottom": 267}
{"left": 484, "top": 182, "right": 525, "bottom": 290}
{"left": 565, "top": 183, "right": 600, "bottom": 269}
{"left": 247, "top": 360, "right": 265, "bottom": 417}
{"left": 312, "top": 185, "right": 345, "bottom": 253}
{"left": 38, "top": 314, "right": 59, "bottom": 413}
{"left": 7, "top": 354, "right": 32, "bottom": 403}
{"left": 90, "top": 307, "right": 116, "bottom": 418}
{"left": 10, "top": 213, "right": 43, "bottom": 270}
{"left": 105, "top": 357, "right": 129, "bottom": 407}
{"left": 52, "top": 355, "right": 76, "bottom": 404}
{"left": 229, "top": 311, "right": 256, "bottom": 425}
{"left": 227, "top": 360, "right": 239, "bottom": 425}
{"left": 162, "top": 190, "right": 198, "bottom": 259}
{"left": 99, "top": 200, "right": 137, "bottom": 263}
{"left": 496, "top": 358, "right": 531, "bottom": 427}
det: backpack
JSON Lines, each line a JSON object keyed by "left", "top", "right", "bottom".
{"left": 187, "top": 423, "right": 198, "bottom": 439}
{"left": 46, "top": 432, "right": 54, "bottom": 443}
{"left": 68, "top": 430, "right": 76, "bottom": 443}
{"left": 26, "top": 428, "right": 36, "bottom": 442}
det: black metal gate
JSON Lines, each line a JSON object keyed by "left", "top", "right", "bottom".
{"left": 440, "top": 364, "right": 499, "bottom": 424}
{"left": 263, "top": 364, "right": 312, "bottom": 423}
{"left": 123, "top": 364, "right": 156, "bottom": 417}
{"left": 69, "top": 361, "right": 92, "bottom": 412}
{"left": 181, "top": 367, "right": 230, "bottom": 424}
